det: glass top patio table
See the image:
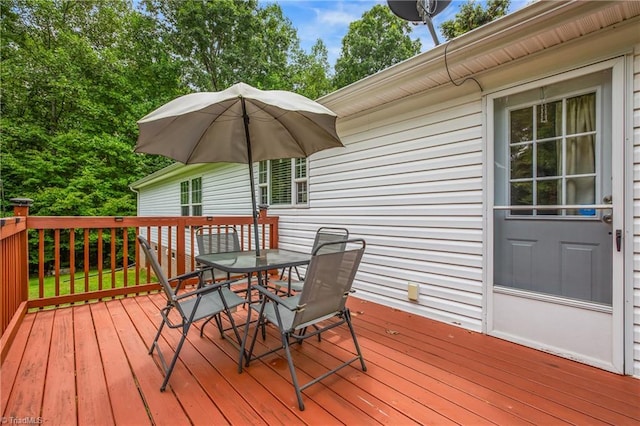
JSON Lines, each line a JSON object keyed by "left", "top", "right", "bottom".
{"left": 196, "top": 248, "right": 311, "bottom": 275}
{"left": 196, "top": 249, "right": 311, "bottom": 371}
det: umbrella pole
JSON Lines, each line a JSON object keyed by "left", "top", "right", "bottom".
{"left": 242, "top": 98, "right": 261, "bottom": 257}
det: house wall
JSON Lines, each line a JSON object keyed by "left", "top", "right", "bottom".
{"left": 306, "top": 91, "right": 485, "bottom": 330}
{"left": 137, "top": 163, "right": 252, "bottom": 217}
{"left": 632, "top": 43, "right": 640, "bottom": 377}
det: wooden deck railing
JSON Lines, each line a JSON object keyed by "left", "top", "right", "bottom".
{"left": 0, "top": 216, "right": 29, "bottom": 337}
{"left": 0, "top": 201, "right": 279, "bottom": 350}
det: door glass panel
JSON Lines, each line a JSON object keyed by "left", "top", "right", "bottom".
{"left": 537, "top": 179, "right": 561, "bottom": 215}
{"left": 510, "top": 107, "right": 533, "bottom": 141}
{"left": 567, "top": 135, "right": 596, "bottom": 175}
{"left": 510, "top": 182, "right": 533, "bottom": 215}
{"left": 510, "top": 144, "right": 532, "bottom": 178}
{"left": 536, "top": 140, "right": 561, "bottom": 177}
{"left": 536, "top": 100, "right": 562, "bottom": 139}
{"left": 566, "top": 177, "right": 596, "bottom": 216}
{"left": 567, "top": 93, "right": 595, "bottom": 133}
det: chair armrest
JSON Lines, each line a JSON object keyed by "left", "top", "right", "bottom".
{"left": 168, "top": 269, "right": 205, "bottom": 292}
{"left": 174, "top": 277, "right": 245, "bottom": 301}
{"left": 253, "top": 285, "right": 303, "bottom": 311}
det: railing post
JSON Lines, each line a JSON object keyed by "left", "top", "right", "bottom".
{"left": 176, "top": 217, "right": 186, "bottom": 275}
{"left": 10, "top": 198, "right": 32, "bottom": 305}
{"left": 11, "top": 197, "right": 33, "bottom": 217}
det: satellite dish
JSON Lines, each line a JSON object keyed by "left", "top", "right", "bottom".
{"left": 387, "top": 0, "right": 451, "bottom": 45}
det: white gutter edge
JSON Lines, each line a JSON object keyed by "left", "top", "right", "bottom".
{"left": 318, "top": 0, "right": 589, "bottom": 110}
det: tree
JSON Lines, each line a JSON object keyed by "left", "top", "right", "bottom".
{"left": 333, "top": 4, "right": 421, "bottom": 89}
{"left": 1, "top": 0, "right": 183, "bottom": 216}
{"left": 141, "top": 0, "right": 303, "bottom": 92}
{"left": 440, "top": 0, "right": 510, "bottom": 41}
{"left": 290, "top": 39, "right": 334, "bottom": 99}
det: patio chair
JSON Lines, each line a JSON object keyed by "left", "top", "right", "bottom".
{"left": 196, "top": 226, "right": 242, "bottom": 281}
{"left": 272, "top": 227, "right": 349, "bottom": 295}
{"left": 196, "top": 226, "right": 250, "bottom": 335}
{"left": 138, "top": 235, "right": 245, "bottom": 392}
{"left": 242, "top": 238, "right": 367, "bottom": 410}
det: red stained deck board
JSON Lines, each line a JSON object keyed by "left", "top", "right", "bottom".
{"left": 121, "top": 296, "right": 229, "bottom": 426}
{"left": 3, "top": 310, "right": 54, "bottom": 420}
{"left": 2, "top": 294, "right": 639, "bottom": 426}
{"left": 1, "top": 313, "right": 35, "bottom": 413}
{"left": 105, "top": 300, "right": 190, "bottom": 426}
{"left": 353, "top": 312, "right": 589, "bottom": 424}
{"left": 90, "top": 302, "right": 150, "bottom": 426}
{"left": 74, "top": 305, "right": 115, "bottom": 426}
{"left": 41, "top": 308, "right": 76, "bottom": 425}
{"left": 351, "top": 300, "right": 640, "bottom": 424}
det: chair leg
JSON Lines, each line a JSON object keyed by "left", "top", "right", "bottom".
{"left": 149, "top": 318, "right": 166, "bottom": 355}
{"left": 344, "top": 309, "right": 367, "bottom": 371}
{"left": 199, "top": 315, "right": 215, "bottom": 337}
{"left": 245, "top": 312, "right": 265, "bottom": 367}
{"left": 160, "top": 323, "right": 191, "bottom": 392}
{"left": 282, "top": 331, "right": 305, "bottom": 411}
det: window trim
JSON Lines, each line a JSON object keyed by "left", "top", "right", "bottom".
{"left": 258, "top": 158, "right": 309, "bottom": 208}
{"left": 505, "top": 86, "right": 602, "bottom": 218}
{"left": 180, "top": 177, "right": 203, "bottom": 216}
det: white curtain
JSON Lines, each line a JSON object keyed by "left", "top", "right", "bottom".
{"left": 565, "top": 94, "right": 596, "bottom": 208}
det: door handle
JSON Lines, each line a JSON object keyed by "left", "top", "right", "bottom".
{"left": 616, "top": 229, "right": 622, "bottom": 252}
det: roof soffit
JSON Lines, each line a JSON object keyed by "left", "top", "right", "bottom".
{"left": 321, "top": 1, "right": 640, "bottom": 118}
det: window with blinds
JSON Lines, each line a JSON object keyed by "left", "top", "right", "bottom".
{"left": 258, "top": 158, "right": 308, "bottom": 206}
{"left": 180, "top": 177, "right": 202, "bottom": 216}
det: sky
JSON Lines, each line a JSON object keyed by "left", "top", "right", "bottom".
{"left": 262, "top": 0, "right": 530, "bottom": 70}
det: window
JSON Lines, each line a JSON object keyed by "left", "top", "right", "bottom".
{"left": 507, "top": 91, "right": 598, "bottom": 217}
{"left": 180, "top": 177, "right": 202, "bottom": 216}
{"left": 258, "top": 159, "right": 308, "bottom": 206}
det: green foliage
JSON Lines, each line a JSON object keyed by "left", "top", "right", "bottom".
{"left": 333, "top": 4, "right": 421, "bottom": 89}
{"left": 142, "top": 0, "right": 303, "bottom": 93}
{"left": 1, "top": 0, "right": 181, "bottom": 216}
{"left": 440, "top": 0, "right": 510, "bottom": 41}
{"left": 290, "top": 39, "right": 334, "bottom": 99}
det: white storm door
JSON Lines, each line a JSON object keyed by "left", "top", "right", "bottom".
{"left": 489, "top": 62, "right": 624, "bottom": 373}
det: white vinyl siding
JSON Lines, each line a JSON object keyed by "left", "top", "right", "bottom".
{"left": 138, "top": 164, "right": 255, "bottom": 218}
{"left": 631, "top": 43, "right": 640, "bottom": 377}
{"left": 318, "top": 98, "right": 483, "bottom": 330}
{"left": 264, "top": 95, "right": 485, "bottom": 331}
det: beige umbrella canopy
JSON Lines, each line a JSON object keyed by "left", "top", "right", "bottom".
{"left": 135, "top": 82, "right": 344, "bottom": 255}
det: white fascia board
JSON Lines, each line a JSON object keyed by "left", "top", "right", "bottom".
{"left": 318, "top": 1, "right": 606, "bottom": 116}
{"left": 130, "top": 162, "right": 212, "bottom": 189}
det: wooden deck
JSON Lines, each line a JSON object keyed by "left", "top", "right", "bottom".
{"left": 2, "top": 293, "right": 639, "bottom": 425}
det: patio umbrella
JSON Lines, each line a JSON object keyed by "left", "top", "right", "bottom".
{"left": 135, "top": 82, "right": 344, "bottom": 256}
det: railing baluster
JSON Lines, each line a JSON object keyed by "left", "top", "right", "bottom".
{"left": 84, "top": 229, "right": 90, "bottom": 293}
{"left": 69, "top": 229, "right": 75, "bottom": 296}
{"left": 97, "top": 229, "right": 103, "bottom": 291}
{"left": 135, "top": 227, "right": 140, "bottom": 287}
{"left": 123, "top": 228, "right": 129, "bottom": 288}
{"left": 110, "top": 228, "right": 117, "bottom": 289}
{"left": 54, "top": 229, "right": 60, "bottom": 298}
{"left": 167, "top": 226, "right": 172, "bottom": 278}
{"left": 38, "top": 229, "right": 45, "bottom": 299}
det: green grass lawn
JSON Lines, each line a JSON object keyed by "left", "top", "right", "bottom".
{"left": 29, "top": 268, "right": 151, "bottom": 300}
